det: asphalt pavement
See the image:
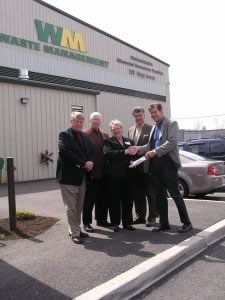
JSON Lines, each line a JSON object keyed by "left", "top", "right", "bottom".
{"left": 133, "top": 237, "right": 225, "bottom": 300}
{"left": 0, "top": 180, "right": 225, "bottom": 299}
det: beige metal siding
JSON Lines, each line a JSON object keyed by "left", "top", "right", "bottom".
{"left": 0, "top": 82, "right": 96, "bottom": 182}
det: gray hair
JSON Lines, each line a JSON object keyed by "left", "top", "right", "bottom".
{"left": 132, "top": 107, "right": 145, "bottom": 115}
{"left": 90, "top": 112, "right": 102, "bottom": 121}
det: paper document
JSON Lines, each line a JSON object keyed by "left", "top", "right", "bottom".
{"left": 129, "top": 156, "right": 146, "bottom": 168}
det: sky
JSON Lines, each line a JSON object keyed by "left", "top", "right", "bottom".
{"left": 44, "top": 0, "right": 225, "bottom": 130}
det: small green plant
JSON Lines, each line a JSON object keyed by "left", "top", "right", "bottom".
{"left": 16, "top": 209, "right": 36, "bottom": 221}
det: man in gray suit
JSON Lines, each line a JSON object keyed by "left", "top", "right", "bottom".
{"left": 131, "top": 103, "right": 192, "bottom": 233}
{"left": 128, "top": 107, "right": 157, "bottom": 226}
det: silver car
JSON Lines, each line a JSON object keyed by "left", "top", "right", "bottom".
{"left": 178, "top": 150, "right": 225, "bottom": 198}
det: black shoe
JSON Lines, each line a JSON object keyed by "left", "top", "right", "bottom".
{"left": 133, "top": 217, "right": 146, "bottom": 224}
{"left": 152, "top": 224, "right": 171, "bottom": 232}
{"left": 113, "top": 225, "right": 120, "bottom": 232}
{"left": 146, "top": 218, "right": 156, "bottom": 227}
{"left": 97, "top": 220, "right": 111, "bottom": 227}
{"left": 84, "top": 224, "right": 94, "bottom": 233}
{"left": 72, "top": 236, "right": 83, "bottom": 244}
{"left": 178, "top": 223, "right": 193, "bottom": 233}
{"left": 123, "top": 225, "right": 136, "bottom": 231}
{"left": 80, "top": 231, "right": 89, "bottom": 238}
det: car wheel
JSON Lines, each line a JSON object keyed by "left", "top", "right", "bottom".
{"left": 179, "top": 179, "right": 189, "bottom": 198}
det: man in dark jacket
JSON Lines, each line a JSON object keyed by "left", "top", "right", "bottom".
{"left": 56, "top": 112, "right": 94, "bottom": 244}
{"left": 128, "top": 107, "right": 157, "bottom": 227}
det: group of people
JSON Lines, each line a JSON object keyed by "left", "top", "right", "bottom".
{"left": 56, "top": 103, "right": 192, "bottom": 244}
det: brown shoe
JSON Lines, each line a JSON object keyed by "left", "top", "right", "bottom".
{"left": 72, "top": 236, "right": 83, "bottom": 244}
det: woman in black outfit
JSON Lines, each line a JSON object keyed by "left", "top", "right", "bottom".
{"left": 103, "top": 119, "right": 136, "bottom": 232}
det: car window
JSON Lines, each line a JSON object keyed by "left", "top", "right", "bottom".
{"left": 209, "top": 141, "right": 225, "bottom": 156}
{"left": 186, "top": 143, "right": 206, "bottom": 156}
{"left": 178, "top": 144, "right": 184, "bottom": 150}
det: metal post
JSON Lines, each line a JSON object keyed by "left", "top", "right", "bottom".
{"left": 7, "top": 157, "right": 17, "bottom": 230}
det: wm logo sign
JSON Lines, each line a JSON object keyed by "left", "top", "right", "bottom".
{"left": 34, "top": 19, "right": 86, "bottom": 53}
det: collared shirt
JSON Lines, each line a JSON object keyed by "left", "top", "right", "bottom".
{"left": 133, "top": 123, "right": 145, "bottom": 145}
{"left": 71, "top": 129, "right": 87, "bottom": 156}
{"left": 152, "top": 117, "right": 164, "bottom": 149}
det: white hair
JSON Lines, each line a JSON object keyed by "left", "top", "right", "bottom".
{"left": 90, "top": 112, "right": 102, "bottom": 121}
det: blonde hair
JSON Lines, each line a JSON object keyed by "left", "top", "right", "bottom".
{"left": 109, "top": 119, "right": 123, "bottom": 129}
{"left": 70, "top": 111, "right": 85, "bottom": 121}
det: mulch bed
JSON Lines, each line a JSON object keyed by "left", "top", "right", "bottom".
{"left": 0, "top": 216, "right": 59, "bottom": 240}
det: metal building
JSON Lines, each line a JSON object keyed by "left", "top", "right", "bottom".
{"left": 0, "top": 0, "right": 170, "bottom": 182}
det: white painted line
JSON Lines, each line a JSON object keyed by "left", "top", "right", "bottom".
{"left": 75, "top": 219, "right": 225, "bottom": 300}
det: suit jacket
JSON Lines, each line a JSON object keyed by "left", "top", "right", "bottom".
{"left": 103, "top": 136, "right": 135, "bottom": 178}
{"left": 56, "top": 128, "right": 94, "bottom": 185}
{"left": 140, "top": 117, "right": 181, "bottom": 169}
{"left": 128, "top": 123, "right": 152, "bottom": 174}
{"left": 85, "top": 127, "right": 109, "bottom": 179}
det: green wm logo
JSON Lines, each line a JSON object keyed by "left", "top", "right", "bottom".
{"left": 34, "top": 19, "right": 86, "bottom": 53}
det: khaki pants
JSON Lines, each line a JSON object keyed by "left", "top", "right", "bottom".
{"left": 60, "top": 176, "right": 86, "bottom": 237}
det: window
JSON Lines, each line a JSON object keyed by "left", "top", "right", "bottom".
{"left": 209, "top": 141, "right": 225, "bottom": 156}
{"left": 72, "top": 105, "right": 83, "bottom": 113}
{"left": 178, "top": 144, "right": 184, "bottom": 150}
{"left": 186, "top": 143, "right": 206, "bottom": 156}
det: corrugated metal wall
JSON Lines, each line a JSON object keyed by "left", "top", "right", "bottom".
{"left": 97, "top": 92, "right": 169, "bottom": 135}
{"left": 0, "top": 82, "right": 96, "bottom": 182}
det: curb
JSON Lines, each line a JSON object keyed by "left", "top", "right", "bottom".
{"left": 75, "top": 219, "right": 225, "bottom": 300}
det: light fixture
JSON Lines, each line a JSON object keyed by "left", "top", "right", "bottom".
{"left": 20, "top": 97, "right": 29, "bottom": 104}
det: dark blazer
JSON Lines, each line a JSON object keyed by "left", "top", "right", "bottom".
{"left": 56, "top": 128, "right": 94, "bottom": 185}
{"left": 128, "top": 123, "right": 152, "bottom": 174}
{"left": 85, "top": 128, "right": 109, "bottom": 179}
{"left": 103, "top": 136, "right": 135, "bottom": 178}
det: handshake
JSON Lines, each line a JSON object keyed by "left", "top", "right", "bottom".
{"left": 127, "top": 146, "right": 140, "bottom": 155}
